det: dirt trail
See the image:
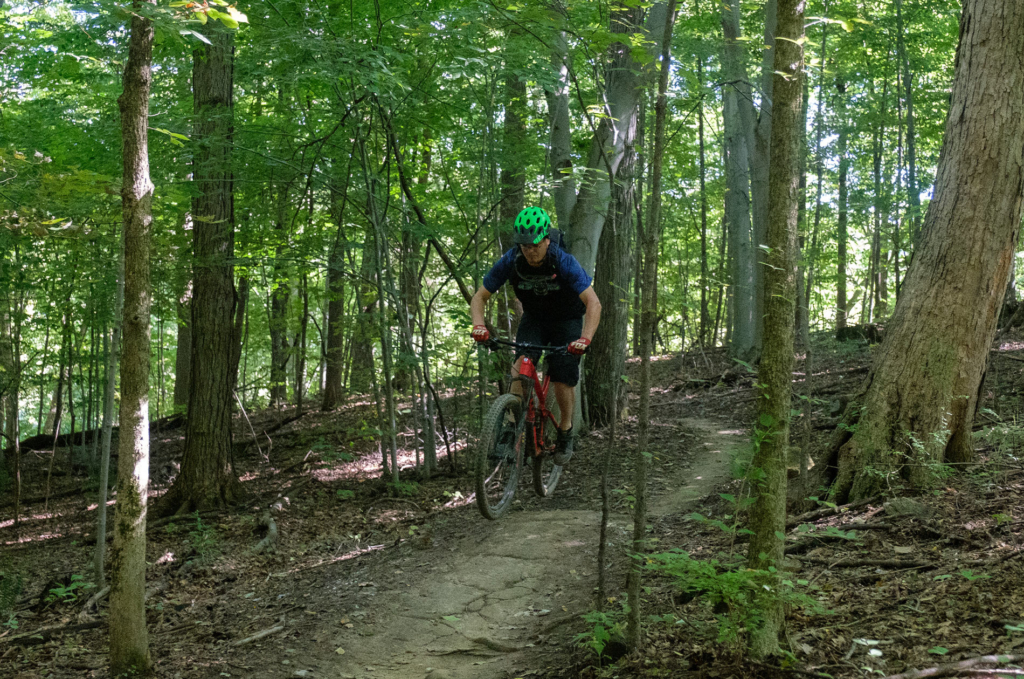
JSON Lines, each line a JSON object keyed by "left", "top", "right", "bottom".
{"left": 252, "top": 419, "right": 744, "bottom": 679}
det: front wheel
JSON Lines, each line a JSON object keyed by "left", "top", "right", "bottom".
{"left": 531, "top": 411, "right": 562, "bottom": 497}
{"left": 476, "top": 393, "right": 524, "bottom": 519}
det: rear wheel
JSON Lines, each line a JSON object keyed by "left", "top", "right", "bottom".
{"left": 476, "top": 393, "right": 524, "bottom": 519}
{"left": 531, "top": 404, "right": 562, "bottom": 497}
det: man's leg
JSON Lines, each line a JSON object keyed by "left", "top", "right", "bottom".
{"left": 553, "top": 381, "right": 574, "bottom": 431}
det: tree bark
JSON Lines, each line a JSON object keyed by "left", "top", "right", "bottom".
{"left": 896, "top": 0, "right": 922, "bottom": 248}
{"left": 586, "top": 137, "right": 635, "bottom": 427}
{"left": 746, "top": 0, "right": 803, "bottom": 659}
{"left": 830, "top": 0, "right": 1024, "bottom": 502}
{"left": 94, "top": 245, "right": 124, "bottom": 585}
{"left": 322, "top": 154, "right": 353, "bottom": 410}
{"left": 173, "top": 217, "right": 192, "bottom": 410}
{"left": 544, "top": 22, "right": 576, "bottom": 229}
{"left": 697, "top": 57, "right": 710, "bottom": 347}
{"left": 626, "top": 0, "right": 677, "bottom": 652}
{"left": 108, "top": 2, "right": 154, "bottom": 671}
{"left": 156, "top": 24, "right": 243, "bottom": 517}
{"left": 836, "top": 78, "right": 849, "bottom": 330}
{"left": 721, "top": 0, "right": 757, "bottom": 361}
{"left": 565, "top": 2, "right": 669, "bottom": 276}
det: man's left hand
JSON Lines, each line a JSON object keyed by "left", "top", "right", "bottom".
{"left": 567, "top": 337, "right": 591, "bottom": 355}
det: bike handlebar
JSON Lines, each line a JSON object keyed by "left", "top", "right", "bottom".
{"left": 480, "top": 337, "right": 587, "bottom": 356}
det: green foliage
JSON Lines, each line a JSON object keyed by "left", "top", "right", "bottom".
{"left": 645, "top": 550, "right": 828, "bottom": 647}
{"left": 574, "top": 606, "right": 627, "bottom": 659}
{"left": 46, "top": 574, "right": 95, "bottom": 604}
{"left": 336, "top": 489, "right": 355, "bottom": 500}
{"left": 308, "top": 435, "right": 354, "bottom": 464}
{"left": 187, "top": 513, "right": 221, "bottom": 565}
{"left": 389, "top": 480, "right": 420, "bottom": 497}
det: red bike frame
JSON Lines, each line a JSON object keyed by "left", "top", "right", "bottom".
{"left": 517, "top": 357, "right": 560, "bottom": 458}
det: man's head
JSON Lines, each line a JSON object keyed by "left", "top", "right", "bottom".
{"left": 513, "top": 206, "right": 552, "bottom": 267}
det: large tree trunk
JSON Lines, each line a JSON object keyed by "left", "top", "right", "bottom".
{"left": 586, "top": 139, "right": 636, "bottom": 427}
{"left": 830, "top": 0, "right": 1024, "bottom": 502}
{"left": 544, "top": 23, "right": 576, "bottom": 229}
{"left": 721, "top": 0, "right": 757, "bottom": 361}
{"left": 156, "top": 25, "right": 243, "bottom": 517}
{"left": 746, "top": 0, "right": 803, "bottom": 658}
{"left": 565, "top": 2, "right": 669, "bottom": 276}
{"left": 108, "top": 2, "right": 154, "bottom": 672}
{"left": 750, "top": 0, "right": 779, "bottom": 353}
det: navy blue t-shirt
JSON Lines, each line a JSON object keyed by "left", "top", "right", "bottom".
{"left": 482, "top": 243, "right": 592, "bottom": 320}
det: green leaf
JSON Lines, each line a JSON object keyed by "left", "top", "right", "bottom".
{"left": 928, "top": 646, "right": 948, "bottom": 655}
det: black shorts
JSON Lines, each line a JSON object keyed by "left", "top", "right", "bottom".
{"left": 514, "top": 313, "right": 584, "bottom": 387}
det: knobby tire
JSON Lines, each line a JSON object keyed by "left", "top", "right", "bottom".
{"left": 476, "top": 393, "right": 524, "bottom": 519}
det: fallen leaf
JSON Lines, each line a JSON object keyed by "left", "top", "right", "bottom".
{"left": 335, "top": 647, "right": 345, "bottom": 655}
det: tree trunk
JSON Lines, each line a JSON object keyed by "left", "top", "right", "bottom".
{"left": 721, "top": 0, "right": 757, "bottom": 361}
{"left": 626, "top": 0, "right": 677, "bottom": 652}
{"left": 565, "top": 2, "right": 669, "bottom": 276}
{"left": 269, "top": 202, "right": 291, "bottom": 407}
{"left": 544, "top": 24, "right": 576, "bottom": 228}
{"left": 896, "top": 0, "right": 922, "bottom": 248}
{"left": 94, "top": 256, "right": 123, "bottom": 584}
{"left": 830, "top": 0, "right": 1024, "bottom": 502}
{"left": 836, "top": 78, "right": 849, "bottom": 330}
{"left": 746, "top": 0, "right": 802, "bottom": 658}
{"left": 697, "top": 57, "right": 710, "bottom": 347}
{"left": 173, "top": 215, "right": 192, "bottom": 410}
{"left": 750, "top": 0, "right": 779, "bottom": 353}
{"left": 108, "top": 3, "right": 154, "bottom": 672}
{"left": 348, "top": 227, "right": 378, "bottom": 395}
{"left": 156, "top": 24, "right": 243, "bottom": 517}
{"left": 586, "top": 138, "right": 636, "bottom": 427}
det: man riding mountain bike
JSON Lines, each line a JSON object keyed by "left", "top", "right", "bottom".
{"left": 470, "top": 206, "right": 602, "bottom": 466}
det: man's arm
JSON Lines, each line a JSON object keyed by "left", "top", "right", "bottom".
{"left": 580, "top": 286, "right": 601, "bottom": 340}
{"left": 470, "top": 286, "right": 492, "bottom": 327}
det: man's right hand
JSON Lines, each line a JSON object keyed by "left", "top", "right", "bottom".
{"left": 472, "top": 325, "right": 490, "bottom": 342}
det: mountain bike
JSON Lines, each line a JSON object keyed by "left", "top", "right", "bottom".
{"left": 475, "top": 338, "right": 580, "bottom": 520}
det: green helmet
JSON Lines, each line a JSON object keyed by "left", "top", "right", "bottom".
{"left": 513, "top": 207, "right": 551, "bottom": 245}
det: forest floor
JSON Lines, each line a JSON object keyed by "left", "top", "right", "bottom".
{"left": 2, "top": 336, "right": 1024, "bottom": 679}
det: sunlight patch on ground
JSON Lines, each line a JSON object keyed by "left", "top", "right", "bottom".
{"left": 717, "top": 429, "right": 745, "bottom": 436}
{"left": 999, "top": 341, "right": 1024, "bottom": 351}
{"left": 2, "top": 531, "right": 65, "bottom": 546}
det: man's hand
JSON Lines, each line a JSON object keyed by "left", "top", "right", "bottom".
{"left": 567, "top": 337, "right": 591, "bottom": 355}
{"left": 472, "top": 325, "right": 490, "bottom": 342}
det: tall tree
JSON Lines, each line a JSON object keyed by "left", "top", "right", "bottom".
{"left": 156, "top": 24, "right": 243, "bottom": 516}
{"left": 626, "top": 0, "right": 677, "bottom": 651}
{"left": 835, "top": 78, "right": 849, "bottom": 330}
{"left": 828, "top": 0, "right": 1024, "bottom": 502}
{"left": 108, "top": 0, "right": 155, "bottom": 671}
{"left": 720, "top": 0, "right": 756, "bottom": 360}
{"left": 564, "top": 2, "right": 670, "bottom": 276}
{"left": 746, "top": 0, "right": 803, "bottom": 658}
